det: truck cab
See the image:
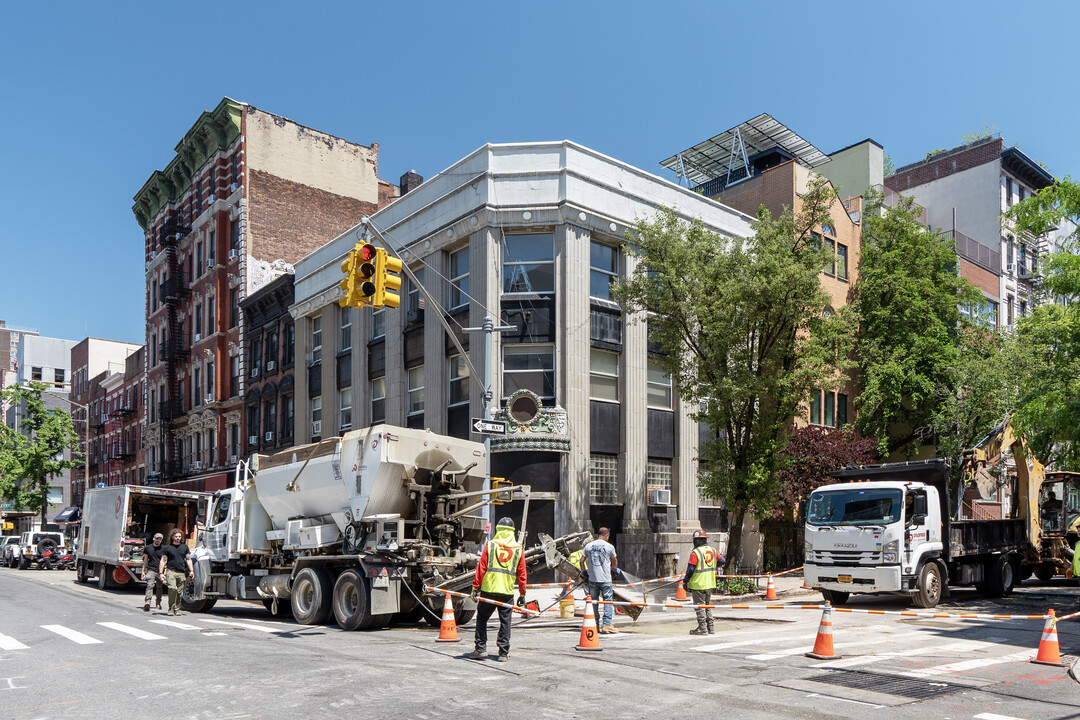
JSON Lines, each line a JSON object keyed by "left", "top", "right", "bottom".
{"left": 805, "top": 481, "right": 943, "bottom": 606}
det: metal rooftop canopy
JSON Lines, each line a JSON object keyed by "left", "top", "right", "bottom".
{"left": 660, "top": 113, "right": 830, "bottom": 187}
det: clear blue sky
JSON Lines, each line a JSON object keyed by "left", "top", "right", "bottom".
{"left": 2, "top": 1, "right": 1077, "bottom": 344}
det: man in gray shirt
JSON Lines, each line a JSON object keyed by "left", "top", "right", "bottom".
{"left": 583, "top": 527, "right": 619, "bottom": 633}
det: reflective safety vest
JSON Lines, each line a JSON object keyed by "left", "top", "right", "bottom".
{"left": 568, "top": 550, "right": 583, "bottom": 571}
{"left": 1074, "top": 541, "right": 1080, "bottom": 579}
{"left": 480, "top": 540, "right": 522, "bottom": 595}
{"left": 686, "top": 545, "right": 718, "bottom": 591}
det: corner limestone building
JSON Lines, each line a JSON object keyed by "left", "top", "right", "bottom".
{"left": 290, "top": 141, "right": 752, "bottom": 578}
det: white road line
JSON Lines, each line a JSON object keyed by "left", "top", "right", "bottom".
{"left": 973, "top": 714, "right": 1029, "bottom": 720}
{"left": 149, "top": 619, "right": 201, "bottom": 630}
{"left": 198, "top": 618, "right": 278, "bottom": 633}
{"left": 692, "top": 633, "right": 818, "bottom": 653}
{"left": 97, "top": 622, "right": 167, "bottom": 640}
{"left": 748, "top": 630, "right": 925, "bottom": 661}
{"left": 815, "top": 640, "right": 991, "bottom": 669}
{"left": 904, "top": 650, "right": 1033, "bottom": 677}
{"left": 40, "top": 625, "right": 102, "bottom": 645}
{"left": 0, "top": 633, "right": 29, "bottom": 651}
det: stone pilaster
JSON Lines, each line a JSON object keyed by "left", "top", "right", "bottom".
{"left": 675, "top": 394, "right": 700, "bottom": 531}
{"left": 622, "top": 251, "right": 648, "bottom": 531}
{"left": 557, "top": 223, "right": 591, "bottom": 534}
{"left": 293, "top": 314, "right": 310, "bottom": 444}
{"left": 423, "top": 252, "right": 448, "bottom": 434}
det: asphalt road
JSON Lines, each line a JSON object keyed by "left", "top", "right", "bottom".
{"left": 2, "top": 566, "right": 1079, "bottom": 720}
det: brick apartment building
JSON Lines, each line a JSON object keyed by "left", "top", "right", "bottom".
{"left": 69, "top": 338, "right": 142, "bottom": 506}
{"left": 133, "top": 98, "right": 398, "bottom": 492}
{"left": 240, "top": 271, "right": 296, "bottom": 457}
{"left": 885, "top": 136, "right": 1071, "bottom": 326}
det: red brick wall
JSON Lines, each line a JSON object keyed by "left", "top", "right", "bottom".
{"left": 247, "top": 169, "right": 380, "bottom": 264}
{"left": 886, "top": 139, "right": 1003, "bottom": 193}
{"left": 960, "top": 257, "right": 999, "bottom": 297}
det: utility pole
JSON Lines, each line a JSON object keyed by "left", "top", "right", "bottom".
{"left": 464, "top": 316, "right": 515, "bottom": 525}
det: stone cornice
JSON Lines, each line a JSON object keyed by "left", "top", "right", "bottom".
{"left": 132, "top": 98, "right": 244, "bottom": 230}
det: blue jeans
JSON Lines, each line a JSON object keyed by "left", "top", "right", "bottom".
{"left": 589, "top": 581, "right": 614, "bottom": 627}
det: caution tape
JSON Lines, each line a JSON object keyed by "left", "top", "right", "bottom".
{"left": 525, "top": 566, "right": 805, "bottom": 590}
{"left": 1057, "top": 609, "right": 1080, "bottom": 622}
{"left": 425, "top": 586, "right": 542, "bottom": 617}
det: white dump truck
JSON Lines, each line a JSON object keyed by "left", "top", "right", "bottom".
{"left": 76, "top": 485, "right": 208, "bottom": 590}
{"left": 184, "top": 424, "right": 590, "bottom": 629}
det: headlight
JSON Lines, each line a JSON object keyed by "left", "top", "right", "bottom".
{"left": 884, "top": 539, "right": 899, "bottom": 553}
{"left": 804, "top": 541, "right": 813, "bottom": 558}
{"left": 883, "top": 553, "right": 897, "bottom": 563}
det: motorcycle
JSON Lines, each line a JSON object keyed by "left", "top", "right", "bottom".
{"left": 38, "top": 547, "right": 76, "bottom": 571}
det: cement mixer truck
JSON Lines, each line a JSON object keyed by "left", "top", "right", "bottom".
{"left": 183, "top": 424, "right": 590, "bottom": 630}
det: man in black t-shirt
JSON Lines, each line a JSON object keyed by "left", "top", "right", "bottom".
{"left": 158, "top": 528, "right": 194, "bottom": 616}
{"left": 142, "top": 533, "right": 166, "bottom": 612}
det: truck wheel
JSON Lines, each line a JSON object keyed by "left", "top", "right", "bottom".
{"left": 97, "top": 564, "right": 111, "bottom": 589}
{"left": 180, "top": 597, "right": 217, "bottom": 613}
{"left": 291, "top": 567, "right": 333, "bottom": 625}
{"left": 76, "top": 560, "right": 88, "bottom": 583}
{"left": 332, "top": 569, "right": 374, "bottom": 631}
{"left": 453, "top": 607, "right": 475, "bottom": 626}
{"left": 262, "top": 598, "right": 293, "bottom": 618}
{"left": 984, "top": 555, "right": 1015, "bottom": 598}
{"left": 1035, "top": 565, "right": 1056, "bottom": 582}
{"left": 912, "top": 562, "right": 943, "bottom": 608}
{"left": 820, "top": 589, "right": 850, "bottom": 606}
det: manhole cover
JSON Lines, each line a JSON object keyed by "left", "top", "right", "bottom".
{"left": 200, "top": 627, "right": 244, "bottom": 633}
{"left": 805, "top": 670, "right": 961, "bottom": 700}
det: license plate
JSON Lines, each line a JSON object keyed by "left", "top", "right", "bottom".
{"left": 837, "top": 575, "right": 852, "bottom": 583}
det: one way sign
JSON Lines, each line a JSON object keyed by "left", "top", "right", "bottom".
{"left": 472, "top": 418, "right": 508, "bottom": 435}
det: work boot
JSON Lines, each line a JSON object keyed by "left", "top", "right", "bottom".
{"left": 689, "top": 628, "right": 708, "bottom": 635}
{"left": 156, "top": 600, "right": 162, "bottom": 609}
{"left": 496, "top": 654, "right": 508, "bottom": 662}
{"left": 143, "top": 603, "right": 150, "bottom": 612}
{"left": 707, "top": 625, "right": 715, "bottom": 635}
{"left": 604, "top": 625, "right": 619, "bottom": 634}
{"left": 467, "top": 649, "right": 486, "bottom": 660}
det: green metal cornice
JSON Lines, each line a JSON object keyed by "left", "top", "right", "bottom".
{"left": 132, "top": 97, "right": 244, "bottom": 229}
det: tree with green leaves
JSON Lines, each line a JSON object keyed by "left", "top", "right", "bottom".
{"left": 1005, "top": 179, "right": 1080, "bottom": 467}
{"left": 614, "top": 178, "right": 852, "bottom": 571}
{"left": 0, "top": 382, "right": 82, "bottom": 526}
{"left": 850, "top": 190, "right": 984, "bottom": 457}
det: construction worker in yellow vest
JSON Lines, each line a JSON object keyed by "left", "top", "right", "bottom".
{"left": 1074, "top": 539, "right": 1080, "bottom": 579}
{"left": 683, "top": 529, "right": 721, "bottom": 635}
{"left": 469, "top": 517, "right": 526, "bottom": 661}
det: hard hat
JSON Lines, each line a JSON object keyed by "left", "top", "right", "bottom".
{"left": 693, "top": 529, "right": 708, "bottom": 539}
{"left": 497, "top": 517, "right": 515, "bottom": 530}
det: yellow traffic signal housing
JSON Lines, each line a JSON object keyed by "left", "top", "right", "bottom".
{"left": 490, "top": 477, "right": 510, "bottom": 505}
{"left": 374, "top": 248, "right": 403, "bottom": 309}
{"left": 338, "top": 243, "right": 378, "bottom": 308}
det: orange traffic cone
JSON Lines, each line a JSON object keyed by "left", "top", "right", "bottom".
{"left": 1032, "top": 609, "right": 1062, "bottom": 666}
{"left": 435, "top": 592, "right": 461, "bottom": 643}
{"left": 675, "top": 581, "right": 688, "bottom": 601}
{"left": 765, "top": 575, "right": 778, "bottom": 601}
{"left": 575, "top": 594, "right": 602, "bottom": 651}
{"left": 805, "top": 604, "right": 841, "bottom": 660}
{"left": 802, "top": 578, "right": 811, "bottom": 590}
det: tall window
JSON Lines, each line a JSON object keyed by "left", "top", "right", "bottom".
{"left": 264, "top": 401, "right": 277, "bottom": 440}
{"left": 449, "top": 355, "right": 470, "bottom": 407}
{"left": 503, "top": 345, "right": 555, "bottom": 401}
{"left": 310, "top": 316, "right": 322, "bottom": 365}
{"left": 54, "top": 369, "right": 65, "bottom": 387}
{"left": 207, "top": 230, "right": 215, "bottom": 264}
{"left": 502, "top": 233, "right": 554, "bottom": 294}
{"left": 339, "top": 307, "right": 352, "bottom": 352}
{"left": 248, "top": 405, "right": 259, "bottom": 444}
{"left": 206, "top": 361, "right": 215, "bottom": 399}
{"left": 809, "top": 390, "right": 848, "bottom": 427}
{"left": 231, "top": 219, "right": 240, "bottom": 250}
{"left": 195, "top": 241, "right": 204, "bottom": 277}
{"left": 283, "top": 324, "right": 295, "bottom": 365}
{"left": 311, "top": 396, "right": 322, "bottom": 437}
{"left": 836, "top": 243, "right": 848, "bottom": 281}
{"left": 407, "top": 366, "right": 425, "bottom": 417}
{"left": 371, "top": 308, "right": 385, "bottom": 340}
{"left": 408, "top": 269, "right": 425, "bottom": 317}
{"left": 31, "top": 367, "right": 42, "bottom": 381}
{"left": 230, "top": 356, "right": 239, "bottom": 397}
{"left": 339, "top": 388, "right": 352, "bottom": 431}
{"left": 282, "top": 395, "right": 294, "bottom": 438}
{"left": 371, "top": 377, "right": 386, "bottom": 424}
{"left": 194, "top": 303, "right": 203, "bottom": 338}
{"left": 449, "top": 249, "right": 470, "bottom": 309}
{"left": 647, "top": 459, "right": 673, "bottom": 499}
{"left": 266, "top": 329, "right": 278, "bottom": 368}
{"left": 193, "top": 368, "right": 202, "bottom": 406}
{"left": 823, "top": 238, "right": 836, "bottom": 276}
{"left": 590, "top": 242, "right": 619, "bottom": 300}
{"left": 809, "top": 390, "right": 821, "bottom": 425}
{"left": 230, "top": 289, "right": 239, "bottom": 328}
{"left": 647, "top": 359, "right": 672, "bottom": 410}
{"left": 250, "top": 336, "right": 262, "bottom": 375}
{"left": 206, "top": 297, "right": 216, "bottom": 335}
{"left": 589, "top": 350, "right": 619, "bottom": 401}
{"left": 589, "top": 454, "right": 618, "bottom": 504}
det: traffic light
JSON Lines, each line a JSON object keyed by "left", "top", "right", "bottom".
{"left": 490, "top": 477, "right": 510, "bottom": 505}
{"left": 374, "top": 248, "right": 403, "bottom": 309}
{"left": 338, "top": 243, "right": 378, "bottom": 308}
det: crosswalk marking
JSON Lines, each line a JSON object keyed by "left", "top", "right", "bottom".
{"left": 692, "top": 632, "right": 817, "bottom": 653}
{"left": 41, "top": 624, "right": 102, "bottom": 645}
{"left": 814, "top": 640, "right": 991, "bottom": 669}
{"left": 97, "top": 622, "right": 167, "bottom": 640}
{"left": 150, "top": 619, "right": 201, "bottom": 630}
{"left": 903, "top": 650, "right": 1032, "bottom": 677}
{"left": 973, "top": 714, "right": 1029, "bottom": 720}
{"left": 748, "top": 630, "right": 925, "bottom": 661}
{"left": 0, "top": 632, "right": 30, "bottom": 650}
{"left": 199, "top": 618, "right": 279, "bottom": 633}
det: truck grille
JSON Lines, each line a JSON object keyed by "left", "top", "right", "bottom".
{"left": 810, "top": 549, "right": 880, "bottom": 565}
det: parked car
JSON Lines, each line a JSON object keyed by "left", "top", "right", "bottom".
{"left": 1, "top": 536, "right": 20, "bottom": 567}
{"left": 18, "top": 532, "right": 65, "bottom": 570}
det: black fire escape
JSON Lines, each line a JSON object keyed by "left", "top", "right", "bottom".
{"left": 159, "top": 212, "right": 190, "bottom": 481}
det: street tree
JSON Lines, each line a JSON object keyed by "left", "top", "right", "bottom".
{"left": 850, "top": 190, "right": 984, "bottom": 457}
{"left": 613, "top": 178, "right": 852, "bottom": 571}
{"left": 770, "top": 425, "right": 878, "bottom": 520}
{"left": 1005, "top": 179, "right": 1080, "bottom": 466}
{"left": 0, "top": 383, "right": 82, "bottom": 526}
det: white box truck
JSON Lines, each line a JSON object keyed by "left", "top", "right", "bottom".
{"left": 76, "top": 485, "right": 209, "bottom": 591}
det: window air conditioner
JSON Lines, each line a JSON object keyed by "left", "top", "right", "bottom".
{"left": 228, "top": 249, "right": 239, "bottom": 261}
{"left": 311, "top": 421, "right": 322, "bottom": 435}
{"left": 204, "top": 394, "right": 213, "bottom": 405}
{"left": 230, "top": 182, "right": 238, "bottom": 192}
{"left": 206, "top": 259, "right": 215, "bottom": 269}
{"left": 648, "top": 488, "right": 671, "bottom": 506}
{"left": 228, "top": 455, "right": 238, "bottom": 465}
{"left": 250, "top": 367, "right": 260, "bottom": 378}
{"left": 248, "top": 435, "right": 258, "bottom": 445}
{"left": 194, "top": 333, "right": 202, "bottom": 342}
{"left": 266, "top": 361, "right": 276, "bottom": 372}
{"left": 192, "top": 461, "right": 202, "bottom": 471}
{"left": 264, "top": 432, "right": 273, "bottom": 442}
{"left": 1006, "top": 263, "right": 1015, "bottom": 274}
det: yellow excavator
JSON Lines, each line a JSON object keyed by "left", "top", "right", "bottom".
{"left": 960, "top": 417, "right": 1080, "bottom": 582}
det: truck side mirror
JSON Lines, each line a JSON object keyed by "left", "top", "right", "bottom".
{"left": 913, "top": 495, "right": 928, "bottom": 516}
{"left": 910, "top": 514, "right": 925, "bottom": 527}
